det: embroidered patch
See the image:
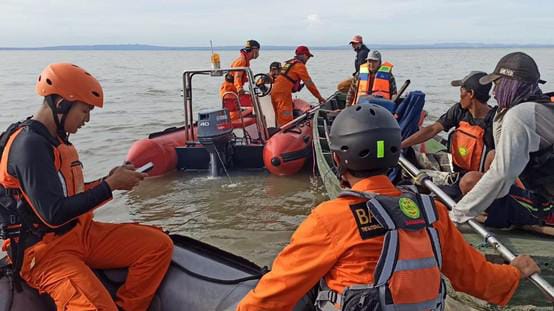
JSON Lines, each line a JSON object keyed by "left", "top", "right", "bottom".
{"left": 349, "top": 202, "right": 386, "bottom": 239}
{"left": 399, "top": 197, "right": 420, "bottom": 219}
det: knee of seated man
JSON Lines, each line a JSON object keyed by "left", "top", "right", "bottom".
{"left": 459, "top": 171, "right": 483, "bottom": 195}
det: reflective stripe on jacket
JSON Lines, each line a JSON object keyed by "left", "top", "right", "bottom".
{"left": 356, "top": 62, "right": 394, "bottom": 102}
{"left": 315, "top": 188, "right": 445, "bottom": 310}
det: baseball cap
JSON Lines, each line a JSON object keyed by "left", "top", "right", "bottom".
{"left": 451, "top": 71, "right": 492, "bottom": 97}
{"left": 366, "top": 50, "right": 381, "bottom": 62}
{"left": 270, "top": 61, "right": 281, "bottom": 70}
{"left": 349, "top": 35, "right": 363, "bottom": 44}
{"left": 295, "top": 45, "right": 314, "bottom": 57}
{"left": 479, "top": 52, "right": 545, "bottom": 85}
{"left": 245, "top": 40, "right": 261, "bottom": 49}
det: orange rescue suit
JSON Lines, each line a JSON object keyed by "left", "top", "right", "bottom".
{"left": 450, "top": 121, "right": 487, "bottom": 172}
{"left": 237, "top": 176, "right": 520, "bottom": 310}
{"left": 271, "top": 59, "right": 322, "bottom": 126}
{"left": 0, "top": 127, "right": 173, "bottom": 311}
{"left": 220, "top": 51, "right": 250, "bottom": 97}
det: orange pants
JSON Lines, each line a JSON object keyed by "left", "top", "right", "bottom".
{"left": 271, "top": 91, "right": 294, "bottom": 127}
{"left": 19, "top": 219, "right": 173, "bottom": 311}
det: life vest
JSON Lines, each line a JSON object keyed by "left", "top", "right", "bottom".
{"left": 356, "top": 62, "right": 394, "bottom": 102}
{"left": 520, "top": 96, "right": 554, "bottom": 199}
{"left": 315, "top": 188, "right": 445, "bottom": 311}
{"left": 0, "top": 121, "right": 85, "bottom": 290}
{"left": 224, "top": 52, "right": 250, "bottom": 84}
{"left": 280, "top": 59, "right": 305, "bottom": 93}
{"left": 449, "top": 121, "right": 487, "bottom": 172}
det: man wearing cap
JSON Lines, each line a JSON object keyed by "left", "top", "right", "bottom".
{"left": 349, "top": 35, "right": 370, "bottom": 75}
{"left": 270, "top": 45, "right": 326, "bottom": 127}
{"left": 219, "top": 40, "right": 260, "bottom": 97}
{"left": 401, "top": 71, "right": 496, "bottom": 187}
{"left": 451, "top": 52, "right": 554, "bottom": 229}
{"left": 346, "top": 50, "right": 397, "bottom": 105}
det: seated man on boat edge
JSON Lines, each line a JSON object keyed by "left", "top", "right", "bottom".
{"left": 346, "top": 50, "right": 398, "bottom": 106}
{"left": 400, "top": 71, "right": 496, "bottom": 195}
{"left": 451, "top": 52, "right": 554, "bottom": 231}
{"left": 0, "top": 63, "right": 173, "bottom": 310}
{"left": 236, "top": 104, "right": 539, "bottom": 311}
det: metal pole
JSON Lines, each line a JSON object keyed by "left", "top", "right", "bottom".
{"left": 398, "top": 155, "right": 554, "bottom": 302}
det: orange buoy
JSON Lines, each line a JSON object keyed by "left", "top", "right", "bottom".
{"left": 263, "top": 120, "right": 312, "bottom": 176}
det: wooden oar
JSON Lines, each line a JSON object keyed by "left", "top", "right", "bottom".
{"left": 392, "top": 79, "right": 411, "bottom": 104}
{"left": 398, "top": 155, "right": 554, "bottom": 302}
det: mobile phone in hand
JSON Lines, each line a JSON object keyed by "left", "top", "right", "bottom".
{"left": 136, "top": 162, "right": 154, "bottom": 173}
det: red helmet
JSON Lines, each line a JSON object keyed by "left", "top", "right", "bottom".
{"left": 295, "top": 46, "right": 314, "bottom": 57}
{"left": 36, "top": 63, "right": 104, "bottom": 108}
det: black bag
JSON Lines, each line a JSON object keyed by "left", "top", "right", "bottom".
{"left": 341, "top": 287, "right": 382, "bottom": 311}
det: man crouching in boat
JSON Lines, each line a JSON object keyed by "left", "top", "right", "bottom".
{"left": 0, "top": 63, "right": 173, "bottom": 310}
{"left": 451, "top": 52, "right": 554, "bottom": 230}
{"left": 236, "top": 104, "right": 539, "bottom": 310}
{"left": 400, "top": 71, "right": 496, "bottom": 195}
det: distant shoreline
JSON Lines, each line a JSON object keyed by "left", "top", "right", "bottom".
{"left": 1, "top": 43, "right": 554, "bottom": 51}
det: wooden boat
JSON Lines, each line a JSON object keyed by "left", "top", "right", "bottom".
{"left": 312, "top": 93, "right": 554, "bottom": 309}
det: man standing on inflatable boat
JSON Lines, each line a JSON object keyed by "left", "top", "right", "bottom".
{"left": 237, "top": 104, "right": 539, "bottom": 310}
{"left": 0, "top": 63, "right": 173, "bottom": 310}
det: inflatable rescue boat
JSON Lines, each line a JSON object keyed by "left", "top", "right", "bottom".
{"left": 126, "top": 68, "right": 314, "bottom": 178}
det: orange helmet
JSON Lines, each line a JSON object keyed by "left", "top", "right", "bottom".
{"left": 35, "top": 63, "right": 104, "bottom": 108}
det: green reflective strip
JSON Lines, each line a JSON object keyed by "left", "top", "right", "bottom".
{"left": 377, "top": 140, "right": 384, "bottom": 158}
{"left": 378, "top": 65, "right": 392, "bottom": 73}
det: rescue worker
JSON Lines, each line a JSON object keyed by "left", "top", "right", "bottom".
{"left": 451, "top": 52, "right": 554, "bottom": 228}
{"left": 400, "top": 71, "right": 496, "bottom": 187}
{"left": 271, "top": 45, "right": 325, "bottom": 127}
{"left": 0, "top": 63, "right": 173, "bottom": 310}
{"left": 349, "top": 35, "right": 370, "bottom": 75}
{"left": 219, "top": 39, "right": 260, "bottom": 97}
{"left": 237, "top": 104, "right": 539, "bottom": 310}
{"left": 269, "top": 61, "right": 282, "bottom": 82}
{"left": 346, "top": 50, "right": 397, "bottom": 105}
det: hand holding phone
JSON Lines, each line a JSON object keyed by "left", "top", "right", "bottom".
{"left": 136, "top": 162, "right": 154, "bottom": 173}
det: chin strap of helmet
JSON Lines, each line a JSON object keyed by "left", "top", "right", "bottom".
{"left": 45, "top": 95, "right": 71, "bottom": 143}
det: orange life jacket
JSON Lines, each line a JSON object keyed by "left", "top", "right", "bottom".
{"left": 356, "top": 62, "right": 394, "bottom": 103}
{"left": 279, "top": 59, "right": 304, "bottom": 93}
{"left": 316, "top": 188, "right": 445, "bottom": 310}
{"left": 449, "top": 121, "right": 487, "bottom": 172}
{"left": 0, "top": 126, "right": 85, "bottom": 229}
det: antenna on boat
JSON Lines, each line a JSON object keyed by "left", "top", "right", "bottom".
{"left": 210, "top": 40, "right": 221, "bottom": 70}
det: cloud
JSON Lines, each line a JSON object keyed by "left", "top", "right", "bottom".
{"left": 305, "top": 14, "right": 322, "bottom": 28}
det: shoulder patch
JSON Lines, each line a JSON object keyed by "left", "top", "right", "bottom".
{"left": 349, "top": 202, "right": 386, "bottom": 240}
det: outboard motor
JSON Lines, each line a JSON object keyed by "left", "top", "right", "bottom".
{"left": 197, "top": 109, "right": 234, "bottom": 177}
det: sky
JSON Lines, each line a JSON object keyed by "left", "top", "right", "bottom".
{"left": 1, "top": 0, "right": 553, "bottom": 47}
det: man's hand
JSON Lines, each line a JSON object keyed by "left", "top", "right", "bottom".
{"left": 511, "top": 255, "right": 540, "bottom": 279}
{"left": 105, "top": 165, "right": 146, "bottom": 191}
{"left": 318, "top": 97, "right": 326, "bottom": 105}
{"left": 237, "top": 88, "right": 246, "bottom": 95}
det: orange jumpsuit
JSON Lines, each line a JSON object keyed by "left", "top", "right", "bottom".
{"left": 237, "top": 175, "right": 520, "bottom": 310}
{"left": 219, "top": 51, "right": 250, "bottom": 97}
{"left": 1, "top": 122, "right": 173, "bottom": 311}
{"left": 271, "top": 62, "right": 322, "bottom": 127}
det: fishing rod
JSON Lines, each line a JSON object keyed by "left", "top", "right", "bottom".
{"left": 398, "top": 155, "right": 554, "bottom": 302}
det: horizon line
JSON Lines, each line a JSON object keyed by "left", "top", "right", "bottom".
{"left": 1, "top": 42, "right": 554, "bottom": 51}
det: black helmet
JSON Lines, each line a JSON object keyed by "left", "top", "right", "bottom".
{"left": 244, "top": 40, "right": 261, "bottom": 50}
{"left": 329, "top": 104, "right": 400, "bottom": 176}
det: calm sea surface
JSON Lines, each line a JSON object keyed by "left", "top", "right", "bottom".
{"left": 1, "top": 48, "right": 553, "bottom": 268}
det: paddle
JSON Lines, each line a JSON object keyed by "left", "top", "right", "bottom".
{"left": 275, "top": 94, "right": 335, "bottom": 133}
{"left": 392, "top": 79, "right": 411, "bottom": 104}
{"left": 398, "top": 155, "right": 554, "bottom": 302}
